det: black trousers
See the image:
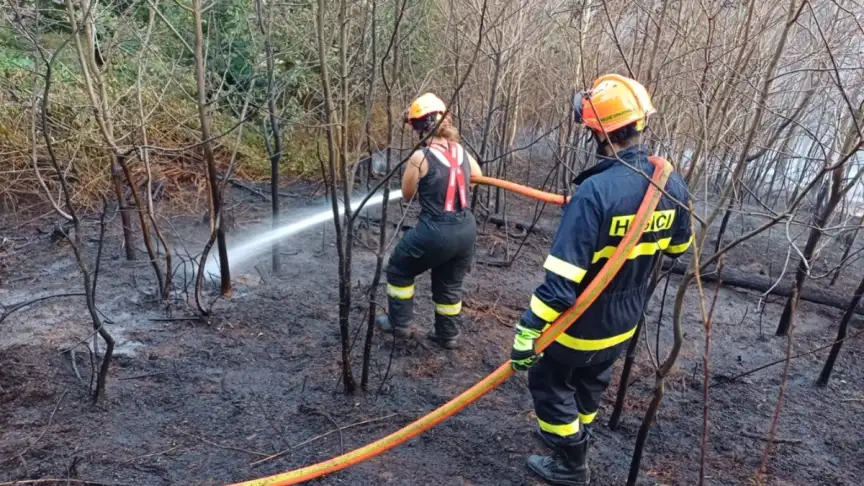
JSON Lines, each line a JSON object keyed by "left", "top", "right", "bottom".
{"left": 385, "top": 212, "right": 476, "bottom": 339}
{"left": 528, "top": 353, "right": 617, "bottom": 447}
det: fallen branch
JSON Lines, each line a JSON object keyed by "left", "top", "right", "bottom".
{"left": 713, "top": 328, "right": 864, "bottom": 386}
{"left": 229, "top": 178, "right": 270, "bottom": 201}
{"left": 664, "top": 261, "right": 864, "bottom": 315}
{"left": 740, "top": 429, "right": 803, "bottom": 444}
{"left": 118, "top": 444, "right": 183, "bottom": 466}
{"left": 119, "top": 372, "right": 165, "bottom": 381}
{"left": 0, "top": 293, "right": 86, "bottom": 326}
{"left": 173, "top": 428, "right": 270, "bottom": 458}
{"left": 303, "top": 405, "right": 344, "bottom": 454}
{"left": 250, "top": 413, "right": 398, "bottom": 467}
{"left": 148, "top": 317, "right": 204, "bottom": 322}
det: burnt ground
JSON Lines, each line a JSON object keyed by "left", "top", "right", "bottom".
{"left": 1, "top": 174, "right": 863, "bottom": 486}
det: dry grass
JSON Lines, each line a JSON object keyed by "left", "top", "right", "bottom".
{"left": 0, "top": 80, "right": 324, "bottom": 217}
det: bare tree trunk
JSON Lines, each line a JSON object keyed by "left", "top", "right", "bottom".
{"left": 63, "top": 0, "right": 135, "bottom": 260}
{"left": 627, "top": 365, "right": 667, "bottom": 486}
{"left": 471, "top": 48, "right": 504, "bottom": 210}
{"left": 608, "top": 313, "right": 644, "bottom": 431}
{"left": 362, "top": 0, "right": 387, "bottom": 391}
{"left": 756, "top": 289, "right": 797, "bottom": 485}
{"left": 256, "top": 0, "right": 283, "bottom": 274}
{"left": 777, "top": 190, "right": 843, "bottom": 335}
{"left": 713, "top": 89, "right": 812, "bottom": 253}
{"left": 777, "top": 109, "right": 864, "bottom": 335}
{"left": 697, "top": 260, "right": 724, "bottom": 486}
{"left": 609, "top": 260, "right": 664, "bottom": 430}
{"left": 494, "top": 85, "right": 512, "bottom": 214}
{"left": 830, "top": 214, "right": 864, "bottom": 285}
{"left": 115, "top": 153, "right": 166, "bottom": 295}
{"left": 317, "top": 0, "right": 356, "bottom": 394}
{"left": 65, "top": 0, "right": 172, "bottom": 290}
{"left": 36, "top": 52, "right": 114, "bottom": 404}
{"left": 713, "top": 195, "right": 737, "bottom": 254}
{"left": 192, "top": 0, "right": 231, "bottom": 296}
{"left": 644, "top": 0, "right": 670, "bottom": 85}
{"left": 112, "top": 166, "right": 137, "bottom": 261}
{"left": 817, "top": 271, "right": 864, "bottom": 386}
{"left": 337, "top": 0, "right": 356, "bottom": 395}
{"left": 764, "top": 128, "right": 797, "bottom": 202}
{"left": 136, "top": 3, "right": 172, "bottom": 296}
{"left": 628, "top": 249, "right": 695, "bottom": 486}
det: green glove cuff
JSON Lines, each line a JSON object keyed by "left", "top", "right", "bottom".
{"left": 513, "top": 324, "right": 541, "bottom": 352}
{"left": 515, "top": 324, "right": 541, "bottom": 339}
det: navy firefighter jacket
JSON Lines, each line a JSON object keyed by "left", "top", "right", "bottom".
{"left": 520, "top": 145, "right": 693, "bottom": 367}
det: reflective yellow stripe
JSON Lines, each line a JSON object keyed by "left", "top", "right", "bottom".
{"left": 434, "top": 301, "right": 462, "bottom": 316}
{"left": 538, "top": 417, "right": 580, "bottom": 437}
{"left": 665, "top": 235, "right": 693, "bottom": 254}
{"left": 543, "top": 255, "right": 587, "bottom": 283}
{"left": 543, "top": 324, "right": 637, "bottom": 351}
{"left": 530, "top": 295, "right": 562, "bottom": 322}
{"left": 591, "top": 237, "right": 671, "bottom": 264}
{"left": 579, "top": 411, "right": 597, "bottom": 425}
{"left": 387, "top": 283, "right": 415, "bottom": 300}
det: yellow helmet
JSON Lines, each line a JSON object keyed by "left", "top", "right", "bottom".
{"left": 406, "top": 93, "right": 447, "bottom": 122}
{"left": 578, "top": 74, "right": 656, "bottom": 133}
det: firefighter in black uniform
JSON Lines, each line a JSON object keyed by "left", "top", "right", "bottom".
{"left": 376, "top": 93, "right": 482, "bottom": 349}
{"left": 509, "top": 75, "right": 694, "bottom": 485}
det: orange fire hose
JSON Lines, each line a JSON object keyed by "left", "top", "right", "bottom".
{"left": 472, "top": 175, "right": 569, "bottom": 206}
{"left": 230, "top": 156, "right": 673, "bottom": 486}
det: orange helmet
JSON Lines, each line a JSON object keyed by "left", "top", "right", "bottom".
{"left": 406, "top": 93, "right": 447, "bottom": 122}
{"left": 577, "top": 74, "right": 655, "bottom": 134}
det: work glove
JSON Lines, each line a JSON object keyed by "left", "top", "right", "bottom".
{"left": 511, "top": 324, "right": 542, "bottom": 371}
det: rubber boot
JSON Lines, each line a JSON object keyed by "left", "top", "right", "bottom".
{"left": 426, "top": 327, "right": 459, "bottom": 349}
{"left": 426, "top": 312, "right": 461, "bottom": 349}
{"left": 526, "top": 431, "right": 590, "bottom": 486}
{"left": 375, "top": 315, "right": 413, "bottom": 338}
{"left": 535, "top": 424, "right": 595, "bottom": 450}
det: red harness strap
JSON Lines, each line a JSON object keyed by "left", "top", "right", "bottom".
{"left": 430, "top": 142, "right": 468, "bottom": 212}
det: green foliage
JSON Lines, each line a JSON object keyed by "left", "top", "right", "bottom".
{"left": 0, "top": 22, "right": 33, "bottom": 81}
{"left": 0, "top": 46, "right": 33, "bottom": 79}
{"left": 35, "top": 0, "right": 72, "bottom": 32}
{"left": 0, "top": 0, "right": 374, "bottom": 209}
{"left": 207, "top": 0, "right": 256, "bottom": 90}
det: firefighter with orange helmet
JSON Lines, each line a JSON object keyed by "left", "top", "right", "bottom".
{"left": 376, "top": 93, "right": 482, "bottom": 349}
{"left": 510, "top": 75, "right": 693, "bottom": 484}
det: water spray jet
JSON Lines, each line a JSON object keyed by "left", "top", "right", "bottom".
{"left": 202, "top": 188, "right": 404, "bottom": 279}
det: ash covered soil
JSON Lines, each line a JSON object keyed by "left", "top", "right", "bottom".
{"left": 1, "top": 176, "right": 863, "bottom": 486}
